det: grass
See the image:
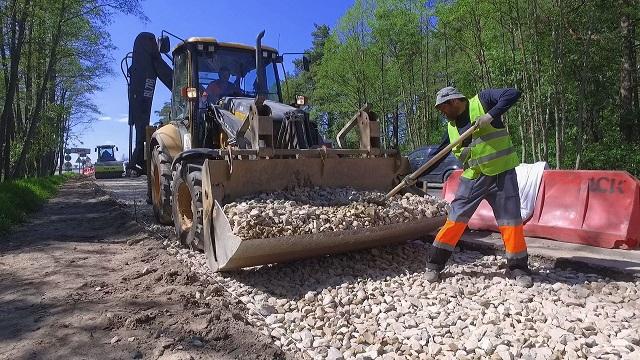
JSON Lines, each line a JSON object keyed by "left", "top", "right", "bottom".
{"left": 0, "top": 173, "right": 74, "bottom": 235}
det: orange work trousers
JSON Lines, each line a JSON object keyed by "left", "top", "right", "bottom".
{"left": 426, "top": 168, "right": 528, "bottom": 271}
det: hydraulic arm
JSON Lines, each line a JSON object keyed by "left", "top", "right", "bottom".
{"left": 122, "top": 32, "right": 173, "bottom": 173}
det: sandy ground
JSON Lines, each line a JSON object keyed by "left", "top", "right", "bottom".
{"left": 0, "top": 177, "right": 290, "bottom": 360}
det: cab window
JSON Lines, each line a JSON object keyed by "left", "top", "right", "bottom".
{"left": 172, "top": 52, "right": 189, "bottom": 120}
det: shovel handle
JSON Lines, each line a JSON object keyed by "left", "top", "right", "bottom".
{"left": 385, "top": 124, "right": 478, "bottom": 199}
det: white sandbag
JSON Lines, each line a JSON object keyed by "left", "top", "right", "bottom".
{"left": 515, "top": 161, "right": 548, "bottom": 221}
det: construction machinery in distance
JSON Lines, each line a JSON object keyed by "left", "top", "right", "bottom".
{"left": 94, "top": 145, "right": 125, "bottom": 179}
{"left": 122, "top": 30, "right": 444, "bottom": 272}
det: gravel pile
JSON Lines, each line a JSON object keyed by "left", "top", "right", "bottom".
{"left": 160, "top": 234, "right": 640, "bottom": 360}
{"left": 223, "top": 188, "right": 447, "bottom": 240}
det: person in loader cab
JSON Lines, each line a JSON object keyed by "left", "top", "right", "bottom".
{"left": 205, "top": 66, "right": 240, "bottom": 103}
{"left": 424, "top": 86, "right": 533, "bottom": 288}
{"left": 100, "top": 149, "right": 115, "bottom": 161}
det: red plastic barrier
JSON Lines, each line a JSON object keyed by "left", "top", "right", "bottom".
{"left": 442, "top": 170, "right": 640, "bottom": 249}
{"left": 525, "top": 171, "right": 640, "bottom": 249}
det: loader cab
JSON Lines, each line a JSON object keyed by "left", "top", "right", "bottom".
{"left": 167, "top": 37, "right": 282, "bottom": 148}
{"left": 196, "top": 45, "right": 283, "bottom": 104}
{"left": 95, "top": 145, "right": 117, "bottom": 162}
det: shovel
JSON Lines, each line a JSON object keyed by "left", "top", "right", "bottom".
{"left": 366, "top": 123, "right": 479, "bottom": 205}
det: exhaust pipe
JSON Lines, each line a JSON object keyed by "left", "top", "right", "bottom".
{"left": 255, "top": 30, "right": 266, "bottom": 97}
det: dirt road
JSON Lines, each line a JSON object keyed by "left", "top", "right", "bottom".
{"left": 0, "top": 177, "right": 289, "bottom": 360}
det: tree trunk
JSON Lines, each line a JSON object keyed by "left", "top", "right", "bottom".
{"left": 0, "top": 0, "right": 30, "bottom": 179}
{"left": 470, "top": 6, "right": 493, "bottom": 87}
{"left": 552, "top": 0, "right": 564, "bottom": 169}
{"left": 576, "top": 26, "right": 593, "bottom": 170}
{"left": 393, "top": 105, "right": 399, "bottom": 150}
{"left": 541, "top": 89, "right": 550, "bottom": 161}
{"left": 420, "top": 17, "right": 431, "bottom": 141}
{"left": 379, "top": 51, "right": 387, "bottom": 148}
{"left": 513, "top": 0, "right": 535, "bottom": 163}
{"left": 618, "top": 0, "right": 638, "bottom": 143}
{"left": 12, "top": 0, "right": 64, "bottom": 178}
{"left": 518, "top": 111, "right": 526, "bottom": 162}
{"left": 398, "top": 72, "right": 416, "bottom": 149}
{"left": 2, "top": 108, "right": 14, "bottom": 178}
{"left": 0, "top": 3, "right": 10, "bottom": 88}
{"left": 443, "top": 22, "right": 449, "bottom": 85}
{"left": 58, "top": 114, "right": 68, "bottom": 175}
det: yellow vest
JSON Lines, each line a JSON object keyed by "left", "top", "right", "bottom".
{"left": 448, "top": 95, "right": 519, "bottom": 179}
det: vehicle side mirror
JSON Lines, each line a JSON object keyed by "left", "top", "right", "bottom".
{"left": 115, "top": 147, "right": 119, "bottom": 151}
{"left": 302, "top": 56, "right": 310, "bottom": 72}
{"left": 158, "top": 35, "right": 170, "bottom": 54}
{"left": 94, "top": 147, "right": 97, "bottom": 153}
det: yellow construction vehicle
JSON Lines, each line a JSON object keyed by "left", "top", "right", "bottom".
{"left": 122, "top": 31, "right": 445, "bottom": 271}
{"left": 94, "top": 145, "right": 125, "bottom": 179}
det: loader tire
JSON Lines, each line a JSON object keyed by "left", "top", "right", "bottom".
{"left": 151, "top": 145, "right": 173, "bottom": 225}
{"left": 171, "top": 162, "right": 204, "bottom": 250}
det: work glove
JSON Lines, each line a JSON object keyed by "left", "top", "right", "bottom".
{"left": 474, "top": 113, "right": 494, "bottom": 128}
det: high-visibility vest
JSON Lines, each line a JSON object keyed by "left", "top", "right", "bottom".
{"left": 448, "top": 95, "right": 519, "bottom": 179}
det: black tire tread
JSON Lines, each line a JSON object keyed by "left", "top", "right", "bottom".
{"left": 171, "top": 162, "right": 204, "bottom": 250}
{"left": 152, "top": 145, "right": 173, "bottom": 225}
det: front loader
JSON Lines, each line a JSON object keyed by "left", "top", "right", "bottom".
{"left": 123, "top": 31, "right": 445, "bottom": 272}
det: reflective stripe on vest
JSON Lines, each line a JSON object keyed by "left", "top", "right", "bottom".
{"left": 469, "top": 129, "right": 509, "bottom": 146}
{"left": 447, "top": 95, "right": 519, "bottom": 178}
{"left": 467, "top": 146, "right": 516, "bottom": 168}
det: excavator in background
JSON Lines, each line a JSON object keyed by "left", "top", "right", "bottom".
{"left": 122, "top": 31, "right": 445, "bottom": 271}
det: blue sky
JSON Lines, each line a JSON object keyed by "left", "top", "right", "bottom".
{"left": 79, "top": 0, "right": 352, "bottom": 162}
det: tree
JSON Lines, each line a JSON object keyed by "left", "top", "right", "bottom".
{"left": 285, "top": 0, "right": 640, "bottom": 176}
{"left": 154, "top": 101, "right": 171, "bottom": 124}
{"left": 0, "top": 0, "right": 146, "bottom": 179}
{"left": 618, "top": 0, "right": 639, "bottom": 143}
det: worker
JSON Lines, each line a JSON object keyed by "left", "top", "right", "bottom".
{"left": 205, "top": 66, "right": 240, "bottom": 103}
{"left": 424, "top": 86, "right": 533, "bottom": 288}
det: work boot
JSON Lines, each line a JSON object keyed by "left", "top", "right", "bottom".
{"left": 423, "top": 268, "right": 441, "bottom": 283}
{"left": 508, "top": 268, "right": 533, "bottom": 288}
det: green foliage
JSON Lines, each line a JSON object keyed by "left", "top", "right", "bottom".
{"left": 285, "top": 0, "right": 640, "bottom": 176}
{"left": 0, "top": 0, "right": 146, "bottom": 179}
{"left": 154, "top": 101, "right": 172, "bottom": 124}
{"left": 0, "top": 174, "right": 73, "bottom": 235}
{"left": 583, "top": 140, "right": 640, "bottom": 177}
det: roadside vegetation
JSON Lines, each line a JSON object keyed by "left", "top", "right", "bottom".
{"left": 0, "top": 173, "right": 73, "bottom": 234}
{"left": 283, "top": 0, "right": 640, "bottom": 176}
{"left": 0, "top": 0, "right": 145, "bottom": 181}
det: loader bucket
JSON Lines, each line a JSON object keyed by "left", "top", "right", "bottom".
{"left": 201, "top": 156, "right": 446, "bottom": 271}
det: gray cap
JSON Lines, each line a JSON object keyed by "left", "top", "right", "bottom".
{"left": 435, "top": 86, "right": 466, "bottom": 107}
